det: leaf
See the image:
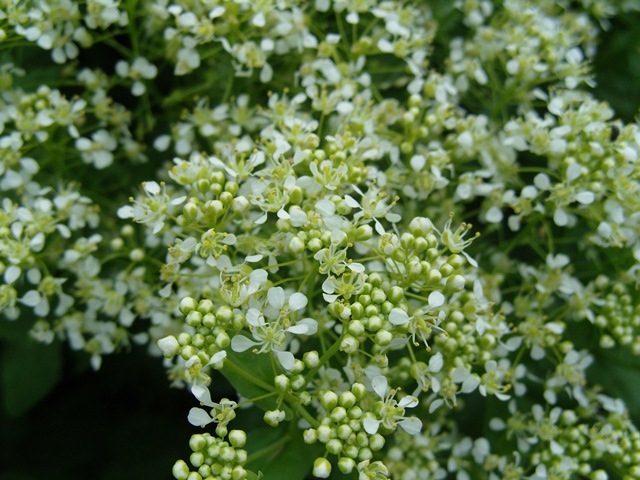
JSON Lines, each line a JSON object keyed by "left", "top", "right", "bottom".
{"left": 245, "top": 427, "right": 323, "bottom": 480}
{"left": 221, "top": 348, "right": 292, "bottom": 416}
{"left": 589, "top": 347, "right": 640, "bottom": 423}
{"left": 1, "top": 339, "right": 62, "bottom": 417}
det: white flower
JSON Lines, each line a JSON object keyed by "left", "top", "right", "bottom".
{"left": 363, "top": 375, "right": 422, "bottom": 435}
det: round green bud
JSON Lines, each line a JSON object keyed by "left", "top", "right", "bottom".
{"left": 440, "top": 263, "right": 454, "bottom": 278}
{"left": 290, "top": 374, "right": 305, "bottom": 391}
{"left": 232, "top": 466, "right": 247, "bottom": 480}
{"left": 303, "top": 350, "right": 320, "bottom": 368}
{"left": 303, "top": 428, "right": 318, "bottom": 444}
{"left": 307, "top": 237, "right": 323, "bottom": 252}
{"left": 337, "top": 457, "right": 356, "bottom": 474}
{"left": 351, "top": 383, "right": 366, "bottom": 400}
{"left": 348, "top": 406, "right": 363, "bottom": 419}
{"left": 263, "top": 410, "right": 286, "bottom": 427}
{"left": 348, "top": 319, "right": 365, "bottom": 336}
{"left": 375, "top": 329, "right": 393, "bottom": 346}
{"left": 219, "top": 446, "right": 236, "bottom": 463}
{"left": 340, "top": 335, "right": 359, "bottom": 354}
{"left": 190, "top": 452, "right": 205, "bottom": 468}
{"left": 173, "top": 460, "right": 190, "bottom": 480}
{"left": 317, "top": 425, "right": 332, "bottom": 443}
{"left": 215, "top": 425, "right": 228, "bottom": 438}
{"left": 274, "top": 374, "right": 290, "bottom": 392}
{"left": 369, "top": 434, "right": 385, "bottom": 451}
{"left": 289, "top": 236, "right": 306, "bottom": 255}
{"left": 313, "top": 457, "right": 331, "bottom": 478}
{"left": 330, "top": 406, "right": 348, "bottom": 423}
{"left": 215, "top": 331, "right": 231, "bottom": 349}
{"left": 337, "top": 424, "right": 352, "bottom": 440}
{"left": 189, "top": 434, "right": 207, "bottom": 452}
{"left": 358, "top": 447, "right": 373, "bottom": 461}
{"left": 326, "top": 438, "right": 343, "bottom": 455}
{"left": 180, "top": 297, "right": 198, "bottom": 315}
{"left": 187, "top": 472, "right": 202, "bottom": 480}
{"left": 229, "top": 430, "right": 247, "bottom": 448}
{"left": 339, "top": 391, "right": 357, "bottom": 409}
{"left": 158, "top": 336, "right": 180, "bottom": 358}
{"left": 320, "top": 391, "right": 339, "bottom": 410}
{"left": 387, "top": 286, "right": 404, "bottom": 304}
{"left": 447, "top": 274, "right": 466, "bottom": 292}
{"left": 197, "top": 465, "right": 211, "bottom": 478}
{"left": 371, "top": 288, "right": 387, "bottom": 304}
{"left": 186, "top": 311, "right": 203, "bottom": 327}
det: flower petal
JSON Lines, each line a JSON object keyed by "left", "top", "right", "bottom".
{"left": 363, "top": 417, "right": 381, "bottom": 435}
{"left": 398, "top": 417, "right": 422, "bottom": 435}
{"left": 388, "top": 308, "right": 409, "bottom": 326}
{"left": 231, "top": 335, "right": 258, "bottom": 352}
{"left": 371, "top": 375, "right": 388, "bottom": 399}
{"left": 289, "top": 292, "right": 308, "bottom": 311}
{"left": 188, "top": 407, "right": 213, "bottom": 427}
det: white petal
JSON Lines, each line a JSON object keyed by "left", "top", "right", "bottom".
{"left": 428, "top": 352, "right": 443, "bottom": 372}
{"left": 348, "top": 262, "right": 365, "bottom": 272}
{"left": 389, "top": 308, "right": 409, "bottom": 325}
{"left": 371, "top": 375, "right": 388, "bottom": 399}
{"left": 289, "top": 292, "right": 308, "bottom": 311}
{"left": 575, "top": 191, "right": 595, "bottom": 205}
{"left": 399, "top": 395, "right": 419, "bottom": 408}
{"left": 188, "top": 407, "right": 213, "bottom": 426}
{"left": 246, "top": 308, "right": 263, "bottom": 327}
{"left": 427, "top": 291, "right": 445, "bottom": 309}
{"left": 344, "top": 195, "right": 360, "bottom": 208}
{"left": 398, "top": 417, "right": 422, "bottom": 435}
{"left": 191, "top": 383, "right": 214, "bottom": 406}
{"left": 460, "top": 375, "right": 480, "bottom": 393}
{"left": 267, "top": 287, "right": 286, "bottom": 310}
{"left": 451, "top": 366, "right": 470, "bottom": 383}
{"left": 231, "top": 335, "right": 258, "bottom": 352}
{"left": 245, "top": 254, "right": 264, "bottom": 262}
{"left": 276, "top": 350, "right": 295, "bottom": 370}
{"left": 205, "top": 350, "right": 227, "bottom": 367}
{"left": 363, "top": 417, "right": 381, "bottom": 435}
{"left": 20, "top": 290, "right": 41, "bottom": 307}
{"left": 429, "top": 399, "right": 444, "bottom": 414}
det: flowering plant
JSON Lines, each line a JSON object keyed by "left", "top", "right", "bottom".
{"left": 2, "top": 0, "right": 640, "bottom": 478}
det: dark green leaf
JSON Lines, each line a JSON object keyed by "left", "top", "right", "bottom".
{"left": 1, "top": 339, "right": 62, "bottom": 417}
{"left": 221, "top": 348, "right": 292, "bottom": 416}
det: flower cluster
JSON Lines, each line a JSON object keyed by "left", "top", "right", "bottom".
{"left": 2, "top": 0, "right": 640, "bottom": 479}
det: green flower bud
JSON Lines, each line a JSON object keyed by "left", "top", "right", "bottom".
{"left": 351, "top": 383, "right": 366, "bottom": 400}
{"left": 348, "top": 319, "right": 365, "bottom": 336}
{"left": 317, "top": 425, "right": 332, "bottom": 443}
{"left": 263, "top": 410, "right": 286, "bottom": 427}
{"left": 172, "top": 460, "right": 190, "bottom": 480}
{"left": 330, "top": 406, "right": 347, "bottom": 423}
{"left": 274, "top": 374, "right": 290, "bottom": 392}
{"left": 190, "top": 452, "right": 205, "bottom": 468}
{"left": 371, "top": 288, "right": 387, "bottom": 304}
{"left": 303, "top": 428, "right": 318, "bottom": 444}
{"left": 320, "top": 391, "right": 339, "bottom": 410}
{"left": 303, "top": 350, "right": 320, "bottom": 368}
{"left": 338, "top": 457, "right": 356, "bottom": 474}
{"left": 339, "top": 391, "right": 357, "bottom": 409}
{"left": 229, "top": 430, "right": 247, "bottom": 448}
{"left": 313, "top": 458, "right": 331, "bottom": 478}
{"left": 327, "top": 438, "right": 343, "bottom": 455}
{"left": 180, "top": 297, "right": 198, "bottom": 314}
{"left": 374, "top": 329, "right": 393, "bottom": 346}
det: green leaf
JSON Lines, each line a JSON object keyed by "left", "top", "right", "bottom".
{"left": 1, "top": 339, "right": 62, "bottom": 417}
{"left": 221, "top": 348, "right": 292, "bottom": 416}
{"left": 589, "top": 347, "right": 640, "bottom": 422}
{"left": 245, "top": 427, "right": 323, "bottom": 480}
